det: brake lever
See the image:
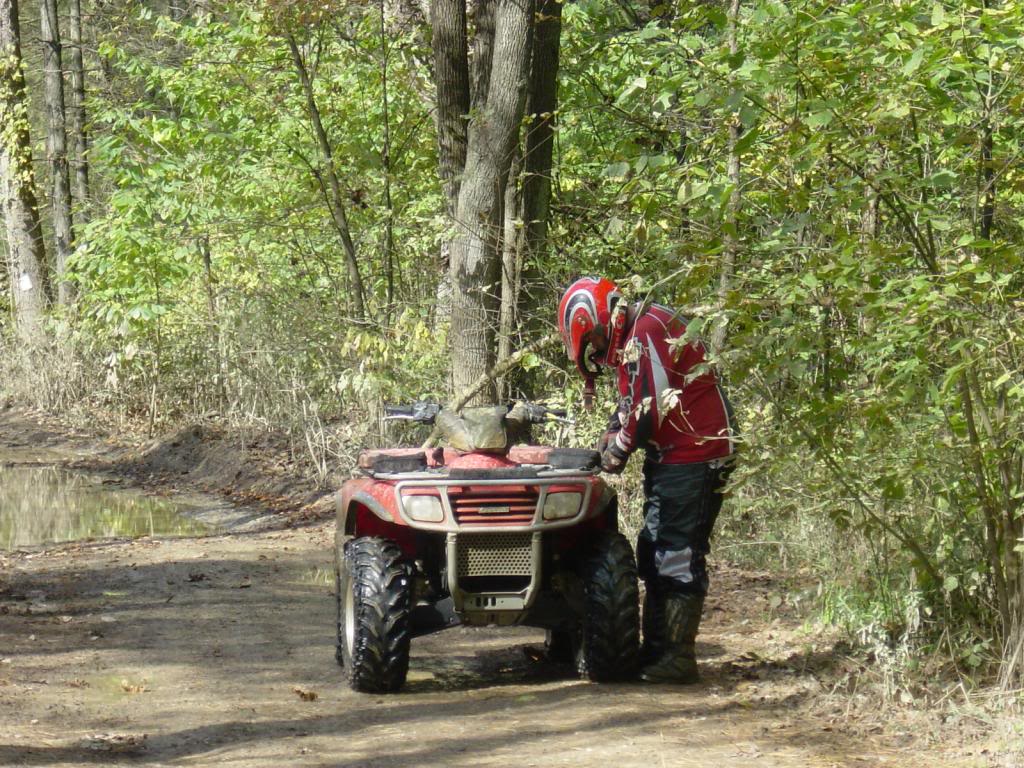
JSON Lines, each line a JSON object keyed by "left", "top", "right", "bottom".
{"left": 543, "top": 413, "right": 576, "bottom": 426}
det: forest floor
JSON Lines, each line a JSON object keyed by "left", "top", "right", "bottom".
{"left": 0, "top": 406, "right": 1020, "bottom": 768}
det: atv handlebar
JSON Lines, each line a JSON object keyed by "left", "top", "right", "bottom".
{"left": 383, "top": 402, "right": 442, "bottom": 424}
{"left": 517, "top": 404, "right": 571, "bottom": 424}
{"left": 382, "top": 402, "right": 570, "bottom": 426}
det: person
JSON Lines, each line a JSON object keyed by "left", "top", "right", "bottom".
{"left": 557, "top": 276, "right": 736, "bottom": 683}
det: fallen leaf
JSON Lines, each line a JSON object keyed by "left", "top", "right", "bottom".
{"left": 292, "top": 686, "right": 318, "bottom": 702}
{"left": 120, "top": 679, "right": 148, "bottom": 694}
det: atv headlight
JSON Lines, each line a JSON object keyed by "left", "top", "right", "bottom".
{"left": 543, "top": 492, "right": 582, "bottom": 521}
{"left": 403, "top": 494, "right": 444, "bottom": 523}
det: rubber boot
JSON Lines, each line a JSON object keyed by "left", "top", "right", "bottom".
{"left": 640, "top": 582, "right": 665, "bottom": 665}
{"left": 639, "top": 593, "right": 704, "bottom": 684}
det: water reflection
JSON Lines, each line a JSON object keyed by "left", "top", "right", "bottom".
{"left": 0, "top": 465, "right": 212, "bottom": 549}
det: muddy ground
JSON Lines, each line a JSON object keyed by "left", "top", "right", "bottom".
{"left": 0, "top": 407, "right": 1018, "bottom": 767}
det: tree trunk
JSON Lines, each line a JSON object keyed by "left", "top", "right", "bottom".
{"left": 68, "top": 0, "right": 89, "bottom": 223}
{"left": 41, "top": 0, "right": 75, "bottom": 306}
{"left": 497, "top": 144, "right": 522, "bottom": 398}
{"left": 430, "top": 0, "right": 472, "bottom": 325}
{"left": 470, "top": 0, "right": 495, "bottom": 111}
{"left": 448, "top": 0, "right": 533, "bottom": 402}
{"left": 1, "top": 0, "right": 49, "bottom": 336}
{"left": 286, "top": 33, "right": 366, "bottom": 321}
{"left": 711, "top": 0, "right": 741, "bottom": 355}
{"left": 379, "top": 0, "right": 396, "bottom": 315}
{"left": 518, "top": 0, "right": 560, "bottom": 307}
{"left": 431, "top": 0, "right": 470, "bottom": 216}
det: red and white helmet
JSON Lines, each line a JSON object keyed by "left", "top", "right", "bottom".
{"left": 558, "top": 277, "right": 626, "bottom": 405}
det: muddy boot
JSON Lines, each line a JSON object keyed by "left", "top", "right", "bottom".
{"left": 639, "top": 593, "right": 704, "bottom": 684}
{"left": 640, "top": 582, "right": 665, "bottom": 665}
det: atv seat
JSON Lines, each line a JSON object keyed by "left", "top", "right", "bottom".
{"left": 357, "top": 448, "right": 443, "bottom": 474}
{"left": 508, "top": 446, "right": 601, "bottom": 470}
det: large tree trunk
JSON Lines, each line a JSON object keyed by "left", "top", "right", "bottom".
{"left": 430, "top": 0, "right": 471, "bottom": 324}
{"left": 448, "top": 0, "right": 533, "bottom": 401}
{"left": 1, "top": 0, "right": 49, "bottom": 336}
{"left": 520, "top": 0, "right": 560, "bottom": 266}
{"left": 41, "top": 0, "right": 75, "bottom": 306}
{"left": 68, "top": 0, "right": 89, "bottom": 223}
{"left": 431, "top": 0, "right": 470, "bottom": 216}
{"left": 470, "top": 0, "right": 495, "bottom": 111}
{"left": 514, "top": 0, "right": 560, "bottom": 322}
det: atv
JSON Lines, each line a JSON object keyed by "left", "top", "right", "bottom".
{"left": 334, "top": 401, "right": 640, "bottom": 693}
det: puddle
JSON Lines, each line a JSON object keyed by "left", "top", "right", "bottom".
{"left": 0, "top": 465, "right": 224, "bottom": 550}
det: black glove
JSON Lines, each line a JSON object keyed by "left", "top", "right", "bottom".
{"left": 600, "top": 443, "right": 629, "bottom": 474}
{"left": 606, "top": 402, "right": 626, "bottom": 432}
{"left": 595, "top": 429, "right": 618, "bottom": 453}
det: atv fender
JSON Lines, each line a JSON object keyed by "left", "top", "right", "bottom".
{"left": 336, "top": 479, "right": 416, "bottom": 557}
{"left": 337, "top": 479, "right": 397, "bottom": 532}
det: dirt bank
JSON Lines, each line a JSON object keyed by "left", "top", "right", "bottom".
{"left": 0, "top": 408, "right": 1017, "bottom": 767}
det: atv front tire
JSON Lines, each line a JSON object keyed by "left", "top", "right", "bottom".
{"left": 338, "top": 536, "right": 412, "bottom": 693}
{"left": 576, "top": 531, "right": 640, "bottom": 681}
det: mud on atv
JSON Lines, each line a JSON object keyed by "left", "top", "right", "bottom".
{"left": 334, "top": 402, "right": 640, "bottom": 693}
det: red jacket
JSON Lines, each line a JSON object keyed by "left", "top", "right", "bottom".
{"left": 611, "top": 304, "right": 735, "bottom": 464}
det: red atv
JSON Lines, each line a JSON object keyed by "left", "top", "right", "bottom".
{"left": 334, "top": 402, "right": 640, "bottom": 693}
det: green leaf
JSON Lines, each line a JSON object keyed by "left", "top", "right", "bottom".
{"left": 604, "top": 162, "right": 631, "bottom": 179}
{"left": 806, "top": 111, "right": 833, "bottom": 128}
{"left": 521, "top": 353, "right": 540, "bottom": 371}
{"left": 903, "top": 48, "right": 924, "bottom": 75}
{"left": 616, "top": 76, "right": 648, "bottom": 104}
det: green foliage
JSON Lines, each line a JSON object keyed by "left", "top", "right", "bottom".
{"left": 554, "top": 0, "right": 1024, "bottom": 676}
{"left": 60, "top": 4, "right": 446, "bottom": 425}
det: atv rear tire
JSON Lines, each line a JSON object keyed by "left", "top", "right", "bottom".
{"left": 338, "top": 537, "right": 412, "bottom": 693}
{"left": 576, "top": 531, "right": 640, "bottom": 682}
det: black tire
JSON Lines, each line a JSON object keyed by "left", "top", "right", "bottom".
{"left": 335, "top": 564, "right": 345, "bottom": 666}
{"left": 576, "top": 531, "right": 640, "bottom": 682}
{"left": 338, "top": 537, "right": 412, "bottom": 693}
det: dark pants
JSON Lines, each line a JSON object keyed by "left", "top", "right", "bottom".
{"left": 636, "top": 458, "right": 733, "bottom": 596}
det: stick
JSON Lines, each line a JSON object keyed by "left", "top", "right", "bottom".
{"left": 421, "top": 332, "right": 560, "bottom": 448}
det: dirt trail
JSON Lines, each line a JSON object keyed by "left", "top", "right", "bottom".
{"left": 0, "top": 409, "right": 990, "bottom": 767}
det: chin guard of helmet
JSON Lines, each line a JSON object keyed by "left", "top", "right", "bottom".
{"left": 603, "top": 301, "right": 628, "bottom": 367}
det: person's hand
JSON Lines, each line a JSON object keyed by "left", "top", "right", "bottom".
{"left": 600, "top": 444, "right": 628, "bottom": 474}
{"left": 594, "top": 430, "right": 617, "bottom": 453}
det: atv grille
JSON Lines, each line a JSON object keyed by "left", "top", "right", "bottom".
{"left": 456, "top": 533, "right": 533, "bottom": 577}
{"left": 447, "top": 485, "right": 538, "bottom": 527}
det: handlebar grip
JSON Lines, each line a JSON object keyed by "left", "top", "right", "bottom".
{"left": 546, "top": 408, "right": 568, "bottom": 419}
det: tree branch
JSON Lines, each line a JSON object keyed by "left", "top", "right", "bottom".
{"left": 422, "top": 332, "right": 559, "bottom": 448}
